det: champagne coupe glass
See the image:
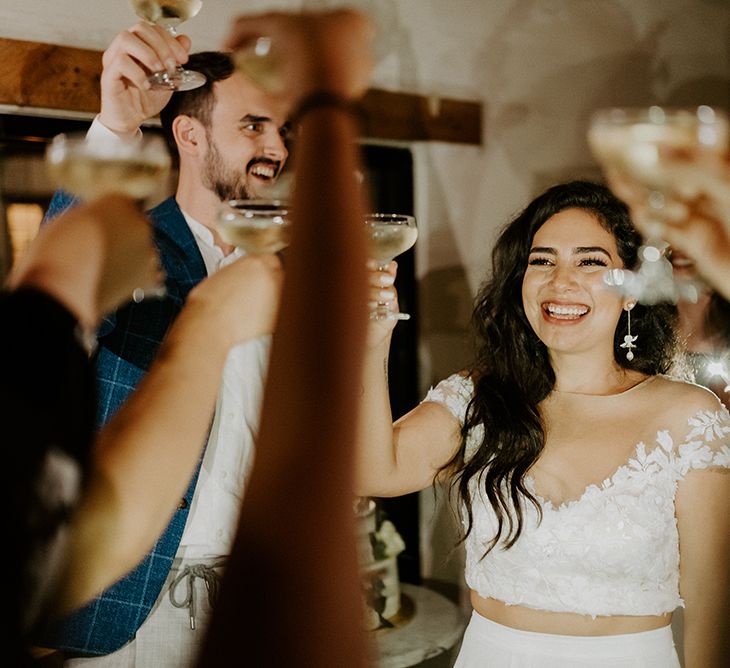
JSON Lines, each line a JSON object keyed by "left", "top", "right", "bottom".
{"left": 231, "top": 35, "right": 284, "bottom": 93}
{"left": 588, "top": 105, "right": 729, "bottom": 304}
{"left": 45, "top": 131, "right": 171, "bottom": 204}
{"left": 45, "top": 131, "right": 172, "bottom": 302}
{"left": 129, "top": 0, "right": 206, "bottom": 91}
{"left": 217, "top": 200, "right": 292, "bottom": 254}
{"left": 365, "top": 213, "right": 418, "bottom": 321}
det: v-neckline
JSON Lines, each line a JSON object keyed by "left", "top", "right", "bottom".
{"left": 525, "top": 439, "right": 652, "bottom": 512}
{"left": 528, "top": 376, "right": 658, "bottom": 510}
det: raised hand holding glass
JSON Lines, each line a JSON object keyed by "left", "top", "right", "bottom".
{"left": 45, "top": 131, "right": 171, "bottom": 302}
{"left": 45, "top": 132, "right": 171, "bottom": 205}
{"left": 588, "top": 105, "right": 729, "bottom": 305}
{"left": 129, "top": 0, "right": 206, "bottom": 91}
{"left": 365, "top": 214, "right": 417, "bottom": 321}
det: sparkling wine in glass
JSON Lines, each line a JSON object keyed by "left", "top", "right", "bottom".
{"left": 232, "top": 36, "right": 285, "bottom": 93}
{"left": 217, "top": 200, "right": 291, "bottom": 254}
{"left": 45, "top": 131, "right": 171, "bottom": 302}
{"left": 45, "top": 132, "right": 171, "bottom": 204}
{"left": 365, "top": 213, "right": 418, "bottom": 321}
{"left": 130, "top": 0, "right": 206, "bottom": 91}
{"left": 588, "top": 105, "right": 729, "bottom": 304}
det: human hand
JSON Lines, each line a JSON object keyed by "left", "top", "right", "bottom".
{"left": 366, "top": 259, "right": 399, "bottom": 348}
{"left": 99, "top": 23, "right": 192, "bottom": 137}
{"left": 182, "top": 254, "right": 284, "bottom": 349}
{"left": 8, "top": 195, "right": 163, "bottom": 329}
{"left": 606, "top": 152, "right": 730, "bottom": 300}
{"left": 223, "top": 9, "right": 374, "bottom": 112}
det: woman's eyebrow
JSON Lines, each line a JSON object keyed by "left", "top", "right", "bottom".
{"left": 574, "top": 246, "right": 612, "bottom": 258}
{"left": 528, "top": 246, "right": 614, "bottom": 259}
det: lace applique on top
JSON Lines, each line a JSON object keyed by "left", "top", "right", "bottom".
{"left": 423, "top": 373, "right": 730, "bottom": 618}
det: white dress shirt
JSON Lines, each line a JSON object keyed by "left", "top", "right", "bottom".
{"left": 178, "top": 215, "right": 271, "bottom": 559}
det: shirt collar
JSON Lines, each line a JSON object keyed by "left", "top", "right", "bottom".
{"left": 181, "top": 209, "right": 244, "bottom": 270}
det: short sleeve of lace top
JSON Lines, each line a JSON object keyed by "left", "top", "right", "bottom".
{"left": 674, "top": 406, "right": 730, "bottom": 474}
{"left": 422, "top": 373, "right": 474, "bottom": 425}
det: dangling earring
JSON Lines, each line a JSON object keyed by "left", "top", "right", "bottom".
{"left": 620, "top": 302, "right": 638, "bottom": 361}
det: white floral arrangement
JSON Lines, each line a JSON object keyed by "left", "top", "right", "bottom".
{"left": 360, "top": 504, "right": 406, "bottom": 630}
{"left": 370, "top": 519, "right": 406, "bottom": 561}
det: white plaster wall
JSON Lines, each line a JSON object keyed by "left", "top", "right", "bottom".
{"left": 2, "top": 4, "right": 728, "bottom": 622}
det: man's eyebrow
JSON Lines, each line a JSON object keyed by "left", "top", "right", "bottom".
{"left": 239, "top": 114, "right": 272, "bottom": 124}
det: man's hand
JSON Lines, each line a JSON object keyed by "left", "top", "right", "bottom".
{"left": 99, "top": 23, "right": 192, "bottom": 137}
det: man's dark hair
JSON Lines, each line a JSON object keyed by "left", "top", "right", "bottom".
{"left": 158, "top": 51, "right": 235, "bottom": 159}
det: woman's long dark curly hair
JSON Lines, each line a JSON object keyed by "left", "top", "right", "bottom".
{"left": 444, "top": 181, "right": 679, "bottom": 554}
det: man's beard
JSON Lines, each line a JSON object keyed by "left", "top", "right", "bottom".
{"left": 202, "top": 139, "right": 252, "bottom": 202}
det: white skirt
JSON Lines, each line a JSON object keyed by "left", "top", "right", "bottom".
{"left": 453, "top": 612, "right": 681, "bottom": 668}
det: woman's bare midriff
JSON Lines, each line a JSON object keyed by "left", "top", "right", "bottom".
{"left": 471, "top": 591, "right": 672, "bottom": 636}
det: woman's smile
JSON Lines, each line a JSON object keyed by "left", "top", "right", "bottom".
{"left": 542, "top": 301, "right": 591, "bottom": 321}
{"left": 522, "top": 208, "right": 627, "bottom": 355}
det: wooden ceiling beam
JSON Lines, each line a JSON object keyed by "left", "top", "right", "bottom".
{"left": 0, "top": 37, "right": 481, "bottom": 145}
{"left": 0, "top": 38, "right": 102, "bottom": 114}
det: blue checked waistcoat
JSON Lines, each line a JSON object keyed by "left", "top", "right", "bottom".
{"left": 40, "top": 192, "right": 209, "bottom": 655}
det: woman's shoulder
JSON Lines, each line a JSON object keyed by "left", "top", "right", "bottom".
{"left": 647, "top": 376, "right": 730, "bottom": 472}
{"left": 429, "top": 370, "right": 474, "bottom": 392}
{"left": 451, "top": 370, "right": 475, "bottom": 396}
{"left": 643, "top": 374, "right": 728, "bottom": 430}
{"left": 421, "top": 371, "right": 474, "bottom": 423}
{"left": 650, "top": 374, "right": 724, "bottom": 408}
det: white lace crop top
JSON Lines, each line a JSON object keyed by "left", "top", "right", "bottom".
{"left": 423, "top": 373, "right": 730, "bottom": 618}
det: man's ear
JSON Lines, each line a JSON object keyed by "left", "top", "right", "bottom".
{"left": 172, "top": 115, "right": 206, "bottom": 157}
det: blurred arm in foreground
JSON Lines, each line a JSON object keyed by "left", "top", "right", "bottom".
{"left": 197, "top": 9, "right": 374, "bottom": 668}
